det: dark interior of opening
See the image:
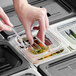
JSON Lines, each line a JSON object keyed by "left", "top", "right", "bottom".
{"left": 60, "top": 0, "right": 76, "bottom": 9}
{"left": 21, "top": 73, "right": 36, "bottom": 76}
{"left": 0, "top": 45, "right": 22, "bottom": 74}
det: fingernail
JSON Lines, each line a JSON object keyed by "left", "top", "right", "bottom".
{"left": 30, "top": 39, "right": 34, "bottom": 45}
{"left": 8, "top": 21, "right": 13, "bottom": 27}
{"left": 9, "top": 23, "right": 13, "bottom": 27}
{"left": 30, "top": 40, "right": 34, "bottom": 45}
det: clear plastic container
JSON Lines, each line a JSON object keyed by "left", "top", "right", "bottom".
{"left": 15, "top": 32, "right": 65, "bottom": 64}
{"left": 57, "top": 20, "right": 76, "bottom": 45}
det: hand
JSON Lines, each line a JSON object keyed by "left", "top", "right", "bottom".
{"left": 13, "top": 1, "right": 49, "bottom": 45}
{"left": 0, "top": 7, "right": 13, "bottom": 31}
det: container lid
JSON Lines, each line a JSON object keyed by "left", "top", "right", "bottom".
{"left": 0, "top": 40, "right": 30, "bottom": 76}
{"left": 57, "top": 19, "right": 76, "bottom": 49}
{"left": 38, "top": 51, "right": 76, "bottom": 76}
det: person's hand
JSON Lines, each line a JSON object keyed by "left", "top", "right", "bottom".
{"left": 13, "top": 0, "right": 49, "bottom": 45}
{"left": 0, "top": 7, "right": 13, "bottom": 31}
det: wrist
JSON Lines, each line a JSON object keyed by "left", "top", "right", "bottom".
{"left": 13, "top": 0, "right": 29, "bottom": 12}
{"left": 13, "top": 0, "right": 28, "bottom": 4}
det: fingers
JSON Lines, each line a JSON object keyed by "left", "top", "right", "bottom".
{"left": 24, "top": 24, "right": 33, "bottom": 45}
{"left": 0, "top": 21, "right": 12, "bottom": 31}
{"left": 36, "top": 8, "right": 48, "bottom": 43}
{"left": 45, "top": 14, "right": 49, "bottom": 30}
{"left": 0, "top": 7, "right": 13, "bottom": 27}
{"left": 33, "top": 14, "right": 49, "bottom": 31}
{"left": 37, "top": 16, "right": 46, "bottom": 43}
